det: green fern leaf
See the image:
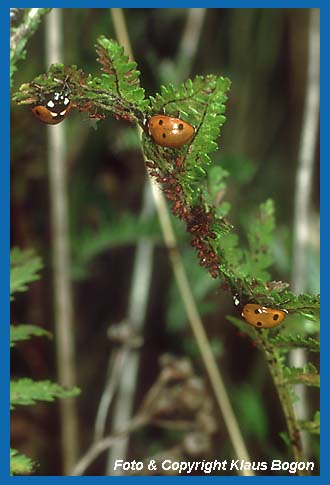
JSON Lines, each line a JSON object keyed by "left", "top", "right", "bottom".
{"left": 10, "top": 379, "right": 80, "bottom": 409}
{"left": 94, "top": 36, "right": 148, "bottom": 113}
{"left": 12, "top": 63, "right": 79, "bottom": 105}
{"left": 10, "top": 448, "right": 35, "bottom": 476}
{"left": 146, "top": 75, "right": 230, "bottom": 191}
{"left": 283, "top": 363, "right": 319, "bottom": 387}
{"left": 268, "top": 334, "right": 319, "bottom": 352}
{"left": 13, "top": 37, "right": 148, "bottom": 124}
{"left": 10, "top": 248, "right": 43, "bottom": 297}
{"left": 226, "top": 315, "right": 256, "bottom": 340}
{"left": 10, "top": 324, "right": 52, "bottom": 347}
{"left": 281, "top": 292, "right": 320, "bottom": 315}
{"left": 298, "top": 411, "right": 320, "bottom": 435}
{"left": 243, "top": 199, "right": 275, "bottom": 280}
{"left": 71, "top": 214, "right": 163, "bottom": 278}
{"left": 286, "top": 372, "right": 320, "bottom": 388}
{"left": 144, "top": 75, "right": 233, "bottom": 282}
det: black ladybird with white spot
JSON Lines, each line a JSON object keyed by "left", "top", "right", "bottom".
{"left": 32, "top": 89, "right": 71, "bottom": 125}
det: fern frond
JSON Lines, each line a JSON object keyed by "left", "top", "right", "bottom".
{"left": 283, "top": 364, "right": 319, "bottom": 387}
{"left": 226, "top": 315, "right": 256, "bottom": 340}
{"left": 95, "top": 36, "right": 148, "bottom": 112}
{"left": 146, "top": 75, "right": 230, "bottom": 192}
{"left": 144, "top": 75, "right": 234, "bottom": 281}
{"left": 71, "top": 214, "right": 164, "bottom": 278}
{"left": 298, "top": 412, "right": 320, "bottom": 435}
{"left": 10, "top": 324, "right": 52, "bottom": 347}
{"left": 241, "top": 199, "right": 275, "bottom": 281}
{"left": 13, "top": 37, "right": 148, "bottom": 124}
{"left": 280, "top": 292, "right": 320, "bottom": 314}
{"left": 10, "top": 248, "right": 43, "bottom": 297}
{"left": 10, "top": 449, "right": 35, "bottom": 476}
{"left": 269, "top": 334, "right": 320, "bottom": 352}
{"left": 10, "top": 379, "right": 80, "bottom": 409}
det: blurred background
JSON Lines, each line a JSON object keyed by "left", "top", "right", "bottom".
{"left": 10, "top": 8, "right": 320, "bottom": 476}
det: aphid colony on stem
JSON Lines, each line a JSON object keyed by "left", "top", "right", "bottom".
{"left": 145, "top": 155, "right": 222, "bottom": 280}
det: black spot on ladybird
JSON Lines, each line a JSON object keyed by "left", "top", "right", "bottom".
{"left": 273, "top": 314, "right": 279, "bottom": 321}
{"left": 158, "top": 119, "right": 163, "bottom": 125}
{"left": 162, "top": 133, "right": 166, "bottom": 138}
{"left": 178, "top": 123, "right": 184, "bottom": 130}
{"left": 257, "top": 321, "right": 262, "bottom": 326}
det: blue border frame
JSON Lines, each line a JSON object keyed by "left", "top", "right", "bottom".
{"left": 2, "top": 2, "right": 10, "bottom": 481}
{"left": 5, "top": 2, "right": 324, "bottom": 483}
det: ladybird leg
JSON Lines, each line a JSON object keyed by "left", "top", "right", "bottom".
{"left": 142, "top": 119, "right": 150, "bottom": 136}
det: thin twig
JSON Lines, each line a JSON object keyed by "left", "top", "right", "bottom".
{"left": 94, "top": 347, "right": 130, "bottom": 442}
{"left": 71, "top": 415, "right": 148, "bottom": 476}
{"left": 45, "top": 9, "right": 79, "bottom": 473}
{"left": 72, "top": 364, "right": 175, "bottom": 475}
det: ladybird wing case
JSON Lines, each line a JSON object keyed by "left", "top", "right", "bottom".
{"left": 148, "top": 115, "right": 195, "bottom": 148}
{"left": 31, "top": 90, "right": 71, "bottom": 125}
{"left": 242, "top": 303, "right": 287, "bottom": 328}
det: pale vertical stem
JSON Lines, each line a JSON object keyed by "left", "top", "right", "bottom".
{"left": 45, "top": 9, "right": 79, "bottom": 474}
{"left": 106, "top": 182, "right": 154, "bottom": 475}
{"left": 290, "top": 8, "right": 320, "bottom": 454}
{"left": 176, "top": 8, "right": 206, "bottom": 80}
{"left": 106, "top": 8, "right": 155, "bottom": 475}
{"left": 292, "top": 9, "right": 320, "bottom": 283}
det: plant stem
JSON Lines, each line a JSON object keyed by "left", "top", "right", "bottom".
{"left": 290, "top": 8, "right": 320, "bottom": 455}
{"left": 105, "top": 8, "right": 155, "bottom": 475}
{"left": 45, "top": 8, "right": 79, "bottom": 474}
{"left": 176, "top": 8, "right": 206, "bottom": 81}
{"left": 258, "top": 332, "right": 307, "bottom": 474}
{"left": 10, "top": 8, "right": 51, "bottom": 85}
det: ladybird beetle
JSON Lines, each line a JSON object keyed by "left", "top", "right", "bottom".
{"left": 242, "top": 303, "right": 287, "bottom": 329}
{"left": 148, "top": 115, "right": 195, "bottom": 148}
{"left": 31, "top": 90, "right": 71, "bottom": 125}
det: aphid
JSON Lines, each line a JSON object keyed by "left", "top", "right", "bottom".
{"left": 242, "top": 303, "right": 287, "bottom": 329}
{"left": 147, "top": 115, "right": 195, "bottom": 148}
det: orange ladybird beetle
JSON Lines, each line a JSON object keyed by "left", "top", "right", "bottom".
{"left": 242, "top": 303, "right": 287, "bottom": 329}
{"left": 148, "top": 115, "right": 195, "bottom": 148}
{"left": 31, "top": 88, "right": 71, "bottom": 125}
